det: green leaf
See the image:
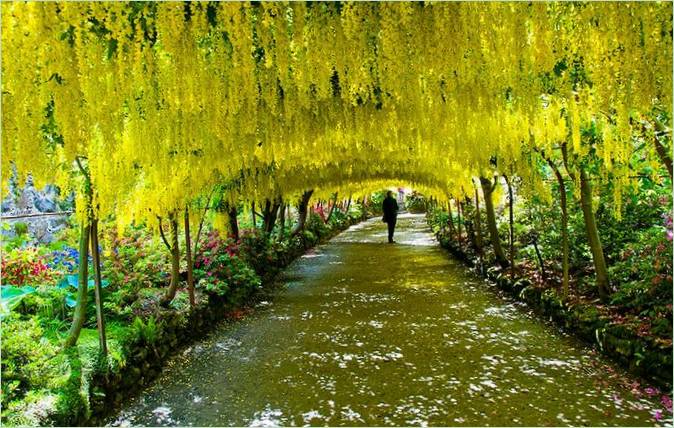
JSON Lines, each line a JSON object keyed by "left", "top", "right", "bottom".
{"left": 57, "top": 274, "right": 109, "bottom": 290}
{"left": 0, "top": 285, "right": 37, "bottom": 315}
{"left": 65, "top": 294, "right": 78, "bottom": 308}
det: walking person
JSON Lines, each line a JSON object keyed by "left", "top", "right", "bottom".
{"left": 382, "top": 190, "right": 399, "bottom": 243}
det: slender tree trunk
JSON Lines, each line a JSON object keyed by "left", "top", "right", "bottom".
{"left": 251, "top": 202, "right": 257, "bottom": 229}
{"left": 326, "top": 192, "right": 338, "bottom": 223}
{"left": 89, "top": 218, "right": 107, "bottom": 355}
{"left": 455, "top": 198, "right": 462, "bottom": 247}
{"left": 561, "top": 143, "right": 608, "bottom": 299}
{"left": 228, "top": 204, "right": 239, "bottom": 240}
{"left": 473, "top": 184, "right": 483, "bottom": 253}
{"left": 545, "top": 156, "right": 570, "bottom": 296}
{"left": 532, "top": 234, "right": 546, "bottom": 281}
{"left": 579, "top": 169, "right": 610, "bottom": 300}
{"left": 345, "top": 195, "right": 352, "bottom": 214}
{"left": 503, "top": 175, "right": 515, "bottom": 278}
{"left": 480, "top": 176, "right": 509, "bottom": 268}
{"left": 184, "top": 208, "right": 195, "bottom": 308}
{"left": 262, "top": 199, "right": 272, "bottom": 229}
{"left": 64, "top": 222, "right": 91, "bottom": 348}
{"left": 160, "top": 214, "right": 181, "bottom": 307}
{"left": 191, "top": 193, "right": 211, "bottom": 262}
{"left": 65, "top": 157, "right": 94, "bottom": 349}
{"left": 653, "top": 136, "right": 673, "bottom": 180}
{"left": 446, "top": 200, "right": 456, "bottom": 237}
{"left": 464, "top": 197, "right": 478, "bottom": 251}
{"left": 466, "top": 216, "right": 478, "bottom": 252}
{"left": 291, "top": 190, "right": 314, "bottom": 237}
{"left": 278, "top": 202, "right": 286, "bottom": 239}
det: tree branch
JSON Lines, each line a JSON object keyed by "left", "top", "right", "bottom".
{"left": 193, "top": 189, "right": 215, "bottom": 258}
{"left": 560, "top": 142, "right": 576, "bottom": 181}
{"left": 157, "top": 215, "right": 172, "bottom": 252}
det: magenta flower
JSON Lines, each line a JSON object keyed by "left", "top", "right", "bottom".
{"left": 645, "top": 387, "right": 660, "bottom": 397}
{"left": 661, "top": 395, "right": 673, "bottom": 413}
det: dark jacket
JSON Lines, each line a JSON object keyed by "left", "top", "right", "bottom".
{"left": 382, "top": 196, "right": 399, "bottom": 223}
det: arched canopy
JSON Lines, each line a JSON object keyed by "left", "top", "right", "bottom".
{"left": 2, "top": 2, "right": 671, "bottom": 224}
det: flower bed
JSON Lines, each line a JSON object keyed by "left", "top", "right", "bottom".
{"left": 432, "top": 230, "right": 673, "bottom": 390}
{"left": 1, "top": 211, "right": 365, "bottom": 426}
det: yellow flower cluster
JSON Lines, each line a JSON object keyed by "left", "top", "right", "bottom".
{"left": 2, "top": 2, "right": 670, "bottom": 224}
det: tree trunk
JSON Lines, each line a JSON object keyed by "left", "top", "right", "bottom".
{"left": 262, "top": 199, "right": 281, "bottom": 234}
{"left": 466, "top": 216, "right": 478, "bottom": 252}
{"left": 326, "top": 192, "right": 338, "bottom": 223}
{"left": 64, "top": 221, "right": 91, "bottom": 348}
{"left": 184, "top": 208, "right": 195, "bottom": 307}
{"left": 291, "top": 190, "right": 314, "bottom": 237}
{"left": 345, "top": 195, "right": 352, "bottom": 214}
{"left": 463, "top": 197, "right": 477, "bottom": 250}
{"left": 480, "top": 176, "right": 509, "bottom": 268}
{"left": 455, "top": 198, "right": 462, "bottom": 247}
{"left": 89, "top": 218, "right": 107, "bottom": 356}
{"left": 473, "top": 184, "right": 483, "bottom": 253}
{"left": 251, "top": 202, "right": 257, "bottom": 229}
{"left": 228, "top": 203, "right": 239, "bottom": 240}
{"left": 446, "top": 200, "right": 456, "bottom": 237}
{"left": 262, "top": 199, "right": 272, "bottom": 229}
{"left": 532, "top": 235, "right": 546, "bottom": 281}
{"left": 545, "top": 156, "right": 570, "bottom": 297}
{"left": 579, "top": 169, "right": 610, "bottom": 300}
{"left": 278, "top": 202, "right": 286, "bottom": 239}
{"left": 503, "top": 175, "right": 515, "bottom": 278}
{"left": 160, "top": 214, "right": 181, "bottom": 307}
{"left": 65, "top": 158, "right": 95, "bottom": 348}
{"left": 653, "top": 136, "right": 673, "bottom": 180}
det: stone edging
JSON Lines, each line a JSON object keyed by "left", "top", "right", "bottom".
{"left": 433, "top": 232, "right": 672, "bottom": 390}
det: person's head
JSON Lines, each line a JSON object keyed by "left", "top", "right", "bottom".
{"left": 387, "top": 190, "right": 393, "bottom": 198}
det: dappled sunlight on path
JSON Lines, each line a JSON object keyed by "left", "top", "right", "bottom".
{"left": 110, "top": 215, "right": 665, "bottom": 427}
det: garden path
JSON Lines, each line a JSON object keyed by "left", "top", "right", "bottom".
{"left": 110, "top": 214, "right": 663, "bottom": 426}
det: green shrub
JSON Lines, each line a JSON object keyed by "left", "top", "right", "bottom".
{"left": 307, "top": 212, "right": 329, "bottom": 239}
{"left": 405, "top": 191, "right": 427, "bottom": 213}
{"left": 237, "top": 229, "right": 278, "bottom": 275}
{"left": 609, "top": 227, "right": 672, "bottom": 318}
{"left": 1, "top": 247, "right": 57, "bottom": 286}
{"left": 196, "top": 247, "right": 261, "bottom": 302}
{"left": 302, "top": 229, "right": 317, "bottom": 246}
{"left": 102, "top": 227, "right": 169, "bottom": 292}
{"left": 14, "top": 222, "right": 28, "bottom": 237}
{"left": 1, "top": 314, "right": 58, "bottom": 405}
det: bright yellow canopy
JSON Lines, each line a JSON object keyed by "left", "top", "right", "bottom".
{"left": 2, "top": 2, "right": 671, "bottom": 223}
